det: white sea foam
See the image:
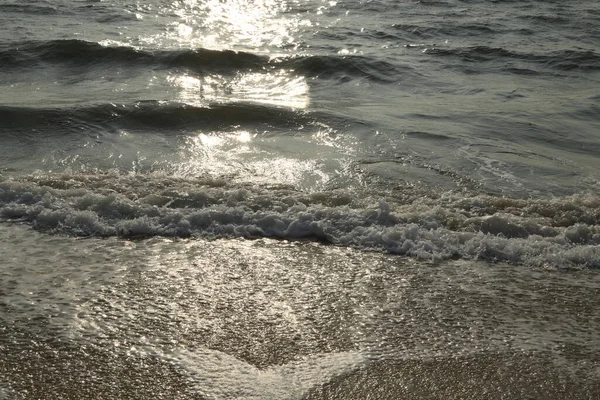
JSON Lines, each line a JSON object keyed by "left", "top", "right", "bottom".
{"left": 1, "top": 171, "right": 599, "bottom": 268}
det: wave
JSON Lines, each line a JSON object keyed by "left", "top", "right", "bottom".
{"left": 0, "top": 3, "right": 63, "bottom": 16}
{"left": 0, "top": 39, "right": 403, "bottom": 82}
{"left": 517, "top": 14, "right": 570, "bottom": 24}
{"left": 540, "top": 49, "right": 600, "bottom": 72}
{"left": 423, "top": 46, "right": 600, "bottom": 72}
{"left": 1, "top": 171, "right": 599, "bottom": 269}
{"left": 282, "top": 55, "right": 405, "bottom": 83}
{"left": 0, "top": 101, "right": 311, "bottom": 134}
{"left": 0, "top": 39, "right": 265, "bottom": 73}
{"left": 391, "top": 22, "right": 535, "bottom": 41}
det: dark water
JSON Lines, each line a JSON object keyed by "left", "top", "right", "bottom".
{"left": 1, "top": 0, "right": 600, "bottom": 398}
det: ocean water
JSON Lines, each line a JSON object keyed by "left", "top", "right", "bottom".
{"left": 1, "top": 0, "right": 599, "bottom": 398}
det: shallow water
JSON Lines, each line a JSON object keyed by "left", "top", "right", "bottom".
{"left": 1, "top": 223, "right": 599, "bottom": 399}
{"left": 1, "top": 0, "right": 600, "bottom": 398}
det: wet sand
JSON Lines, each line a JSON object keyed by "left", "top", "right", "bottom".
{"left": 1, "top": 223, "right": 599, "bottom": 399}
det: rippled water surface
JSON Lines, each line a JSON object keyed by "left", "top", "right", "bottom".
{"left": 1, "top": 0, "right": 599, "bottom": 398}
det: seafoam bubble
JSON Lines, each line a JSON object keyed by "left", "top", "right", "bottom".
{"left": 1, "top": 171, "right": 599, "bottom": 268}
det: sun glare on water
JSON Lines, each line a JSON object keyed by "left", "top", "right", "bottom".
{"left": 168, "top": 70, "right": 309, "bottom": 109}
{"left": 156, "top": 0, "right": 305, "bottom": 51}
{"left": 114, "top": 1, "right": 338, "bottom": 187}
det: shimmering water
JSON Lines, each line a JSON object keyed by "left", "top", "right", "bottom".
{"left": 2, "top": 223, "right": 599, "bottom": 399}
{"left": 1, "top": 0, "right": 599, "bottom": 398}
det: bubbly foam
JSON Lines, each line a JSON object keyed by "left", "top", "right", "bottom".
{"left": 1, "top": 171, "right": 599, "bottom": 268}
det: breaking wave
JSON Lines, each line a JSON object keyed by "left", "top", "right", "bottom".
{"left": 1, "top": 171, "right": 599, "bottom": 269}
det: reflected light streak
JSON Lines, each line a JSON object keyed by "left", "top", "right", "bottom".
{"left": 146, "top": 0, "right": 306, "bottom": 52}
{"left": 168, "top": 70, "right": 309, "bottom": 109}
{"left": 192, "top": 0, "right": 297, "bottom": 50}
{"left": 130, "top": 0, "right": 339, "bottom": 54}
{"left": 175, "top": 131, "right": 330, "bottom": 189}
{"left": 154, "top": 1, "right": 337, "bottom": 188}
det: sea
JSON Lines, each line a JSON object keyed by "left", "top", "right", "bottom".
{"left": 1, "top": 0, "right": 599, "bottom": 398}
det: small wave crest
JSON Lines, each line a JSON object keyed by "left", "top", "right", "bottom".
{"left": 0, "top": 101, "right": 310, "bottom": 134}
{"left": 1, "top": 171, "right": 599, "bottom": 269}
{"left": 0, "top": 39, "right": 404, "bottom": 82}
{"left": 0, "top": 3, "right": 62, "bottom": 16}
{"left": 280, "top": 55, "right": 406, "bottom": 83}
{"left": 0, "top": 39, "right": 265, "bottom": 74}
{"left": 423, "top": 46, "right": 600, "bottom": 73}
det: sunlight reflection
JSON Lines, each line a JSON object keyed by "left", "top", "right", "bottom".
{"left": 177, "top": 23, "right": 194, "bottom": 38}
{"left": 167, "top": 70, "right": 309, "bottom": 109}
{"left": 145, "top": 0, "right": 308, "bottom": 52}
{"left": 131, "top": 0, "right": 340, "bottom": 54}
{"left": 175, "top": 130, "right": 330, "bottom": 189}
{"left": 200, "top": 0, "right": 295, "bottom": 49}
{"left": 150, "top": 1, "right": 338, "bottom": 189}
{"left": 235, "top": 130, "right": 252, "bottom": 143}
